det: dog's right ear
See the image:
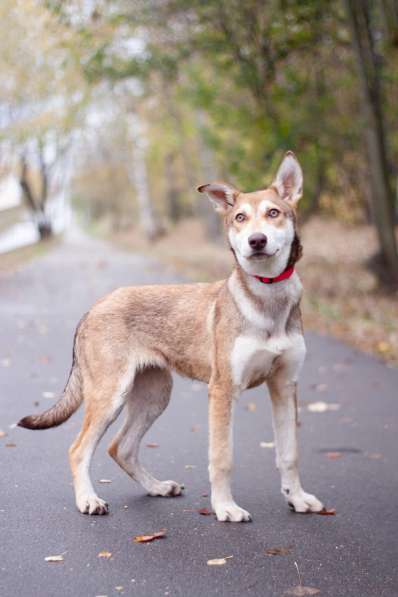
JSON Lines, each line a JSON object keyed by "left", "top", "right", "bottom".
{"left": 197, "top": 182, "right": 239, "bottom": 213}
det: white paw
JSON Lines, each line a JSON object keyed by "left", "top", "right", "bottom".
{"left": 287, "top": 490, "right": 323, "bottom": 513}
{"left": 76, "top": 494, "right": 109, "bottom": 515}
{"left": 214, "top": 502, "right": 252, "bottom": 522}
{"left": 147, "top": 480, "right": 184, "bottom": 497}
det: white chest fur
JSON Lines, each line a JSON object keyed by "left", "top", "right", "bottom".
{"left": 230, "top": 332, "right": 305, "bottom": 389}
{"left": 228, "top": 270, "right": 306, "bottom": 390}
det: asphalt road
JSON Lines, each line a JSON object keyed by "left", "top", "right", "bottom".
{"left": 1, "top": 231, "right": 397, "bottom": 597}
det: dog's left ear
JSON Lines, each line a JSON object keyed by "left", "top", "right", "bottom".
{"left": 197, "top": 182, "right": 239, "bottom": 214}
{"left": 272, "top": 151, "right": 303, "bottom": 206}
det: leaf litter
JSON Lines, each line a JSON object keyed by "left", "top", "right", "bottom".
{"left": 265, "top": 546, "right": 292, "bottom": 556}
{"left": 207, "top": 556, "right": 233, "bottom": 566}
{"left": 133, "top": 529, "right": 166, "bottom": 543}
{"left": 98, "top": 550, "right": 112, "bottom": 559}
{"left": 307, "top": 401, "right": 340, "bottom": 413}
{"left": 45, "top": 555, "right": 64, "bottom": 563}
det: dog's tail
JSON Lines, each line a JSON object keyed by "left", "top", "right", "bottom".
{"left": 18, "top": 316, "right": 86, "bottom": 430}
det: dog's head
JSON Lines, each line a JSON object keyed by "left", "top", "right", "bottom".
{"left": 198, "top": 151, "right": 303, "bottom": 278}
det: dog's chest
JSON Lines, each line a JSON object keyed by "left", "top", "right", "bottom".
{"left": 230, "top": 331, "right": 293, "bottom": 389}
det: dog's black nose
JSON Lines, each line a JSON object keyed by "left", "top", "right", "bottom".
{"left": 248, "top": 233, "right": 267, "bottom": 251}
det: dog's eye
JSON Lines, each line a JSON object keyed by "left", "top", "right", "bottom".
{"left": 235, "top": 213, "right": 246, "bottom": 223}
{"left": 268, "top": 208, "right": 280, "bottom": 218}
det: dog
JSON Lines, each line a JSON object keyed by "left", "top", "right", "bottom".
{"left": 18, "top": 151, "right": 324, "bottom": 522}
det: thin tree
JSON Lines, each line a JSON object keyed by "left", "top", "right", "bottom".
{"left": 345, "top": 0, "right": 398, "bottom": 285}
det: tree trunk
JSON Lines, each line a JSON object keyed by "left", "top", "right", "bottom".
{"left": 19, "top": 154, "right": 53, "bottom": 240}
{"left": 164, "top": 152, "right": 183, "bottom": 222}
{"left": 127, "top": 113, "right": 163, "bottom": 241}
{"left": 345, "top": 0, "right": 398, "bottom": 285}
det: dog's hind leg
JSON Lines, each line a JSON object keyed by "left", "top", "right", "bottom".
{"left": 69, "top": 371, "right": 131, "bottom": 515}
{"left": 108, "top": 366, "right": 183, "bottom": 497}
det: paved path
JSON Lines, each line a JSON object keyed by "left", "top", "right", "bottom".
{"left": 1, "top": 232, "right": 397, "bottom": 597}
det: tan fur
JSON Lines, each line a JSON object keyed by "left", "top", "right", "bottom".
{"left": 18, "top": 151, "right": 323, "bottom": 520}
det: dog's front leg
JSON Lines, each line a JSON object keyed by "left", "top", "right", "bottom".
{"left": 208, "top": 380, "right": 251, "bottom": 522}
{"left": 267, "top": 375, "right": 323, "bottom": 513}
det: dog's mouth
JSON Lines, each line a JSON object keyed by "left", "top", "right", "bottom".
{"left": 248, "top": 249, "right": 279, "bottom": 260}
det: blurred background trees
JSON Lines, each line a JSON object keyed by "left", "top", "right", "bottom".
{"left": 1, "top": 0, "right": 397, "bottom": 284}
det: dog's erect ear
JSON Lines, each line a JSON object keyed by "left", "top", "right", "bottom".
{"left": 197, "top": 182, "right": 239, "bottom": 213}
{"left": 272, "top": 151, "right": 303, "bottom": 206}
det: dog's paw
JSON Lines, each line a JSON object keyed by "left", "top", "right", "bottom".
{"left": 287, "top": 490, "right": 323, "bottom": 513}
{"left": 76, "top": 494, "right": 109, "bottom": 515}
{"left": 214, "top": 502, "right": 252, "bottom": 522}
{"left": 147, "top": 480, "right": 184, "bottom": 497}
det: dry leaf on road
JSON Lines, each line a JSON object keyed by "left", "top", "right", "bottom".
{"left": 45, "top": 555, "right": 64, "bottom": 563}
{"left": 98, "top": 550, "right": 112, "bottom": 559}
{"left": 326, "top": 451, "right": 343, "bottom": 460}
{"left": 265, "top": 546, "right": 292, "bottom": 556}
{"left": 146, "top": 443, "right": 159, "bottom": 448}
{"left": 307, "top": 401, "right": 340, "bottom": 413}
{"left": 42, "top": 391, "right": 55, "bottom": 399}
{"left": 207, "top": 556, "right": 233, "bottom": 566}
{"left": 198, "top": 508, "right": 212, "bottom": 516}
{"left": 260, "top": 441, "right": 275, "bottom": 449}
{"left": 98, "top": 479, "right": 112, "bottom": 484}
{"left": 133, "top": 529, "right": 166, "bottom": 543}
{"left": 316, "top": 508, "right": 336, "bottom": 516}
{"left": 246, "top": 402, "right": 256, "bottom": 412}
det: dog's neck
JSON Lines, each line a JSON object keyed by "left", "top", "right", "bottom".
{"left": 227, "top": 233, "right": 303, "bottom": 328}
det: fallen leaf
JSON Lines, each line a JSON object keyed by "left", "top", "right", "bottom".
{"left": 260, "top": 441, "right": 275, "bottom": 449}
{"left": 265, "top": 546, "right": 292, "bottom": 556}
{"left": 316, "top": 508, "right": 336, "bottom": 516}
{"left": 307, "top": 401, "right": 340, "bottom": 413}
{"left": 201, "top": 493, "right": 209, "bottom": 498}
{"left": 0, "top": 430, "right": 7, "bottom": 438}
{"left": 198, "top": 508, "right": 212, "bottom": 516}
{"left": 246, "top": 402, "right": 256, "bottom": 412}
{"left": 185, "top": 464, "right": 196, "bottom": 470}
{"left": 326, "top": 451, "right": 343, "bottom": 460}
{"left": 133, "top": 529, "right": 166, "bottom": 543}
{"left": 145, "top": 442, "right": 159, "bottom": 448}
{"left": 39, "top": 355, "right": 50, "bottom": 364}
{"left": 115, "top": 586, "right": 123, "bottom": 592}
{"left": 42, "top": 391, "right": 55, "bottom": 399}
{"left": 98, "top": 550, "right": 112, "bottom": 559}
{"left": 191, "top": 425, "right": 199, "bottom": 432}
{"left": 5, "top": 442, "right": 16, "bottom": 448}
{"left": 376, "top": 341, "right": 391, "bottom": 354}
{"left": 45, "top": 555, "right": 64, "bottom": 563}
{"left": 98, "top": 479, "right": 112, "bottom": 484}
{"left": 207, "top": 556, "right": 233, "bottom": 566}
{"left": 285, "top": 586, "right": 320, "bottom": 596}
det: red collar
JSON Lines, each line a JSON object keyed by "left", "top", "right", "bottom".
{"left": 254, "top": 266, "right": 295, "bottom": 284}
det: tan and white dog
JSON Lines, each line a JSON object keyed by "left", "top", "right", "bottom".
{"left": 19, "top": 151, "right": 324, "bottom": 522}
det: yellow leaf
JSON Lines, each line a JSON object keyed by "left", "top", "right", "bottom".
{"left": 98, "top": 550, "right": 112, "bottom": 559}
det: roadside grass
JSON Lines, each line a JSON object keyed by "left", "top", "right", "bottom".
{"left": 111, "top": 216, "right": 398, "bottom": 367}
{"left": 0, "top": 237, "right": 60, "bottom": 274}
